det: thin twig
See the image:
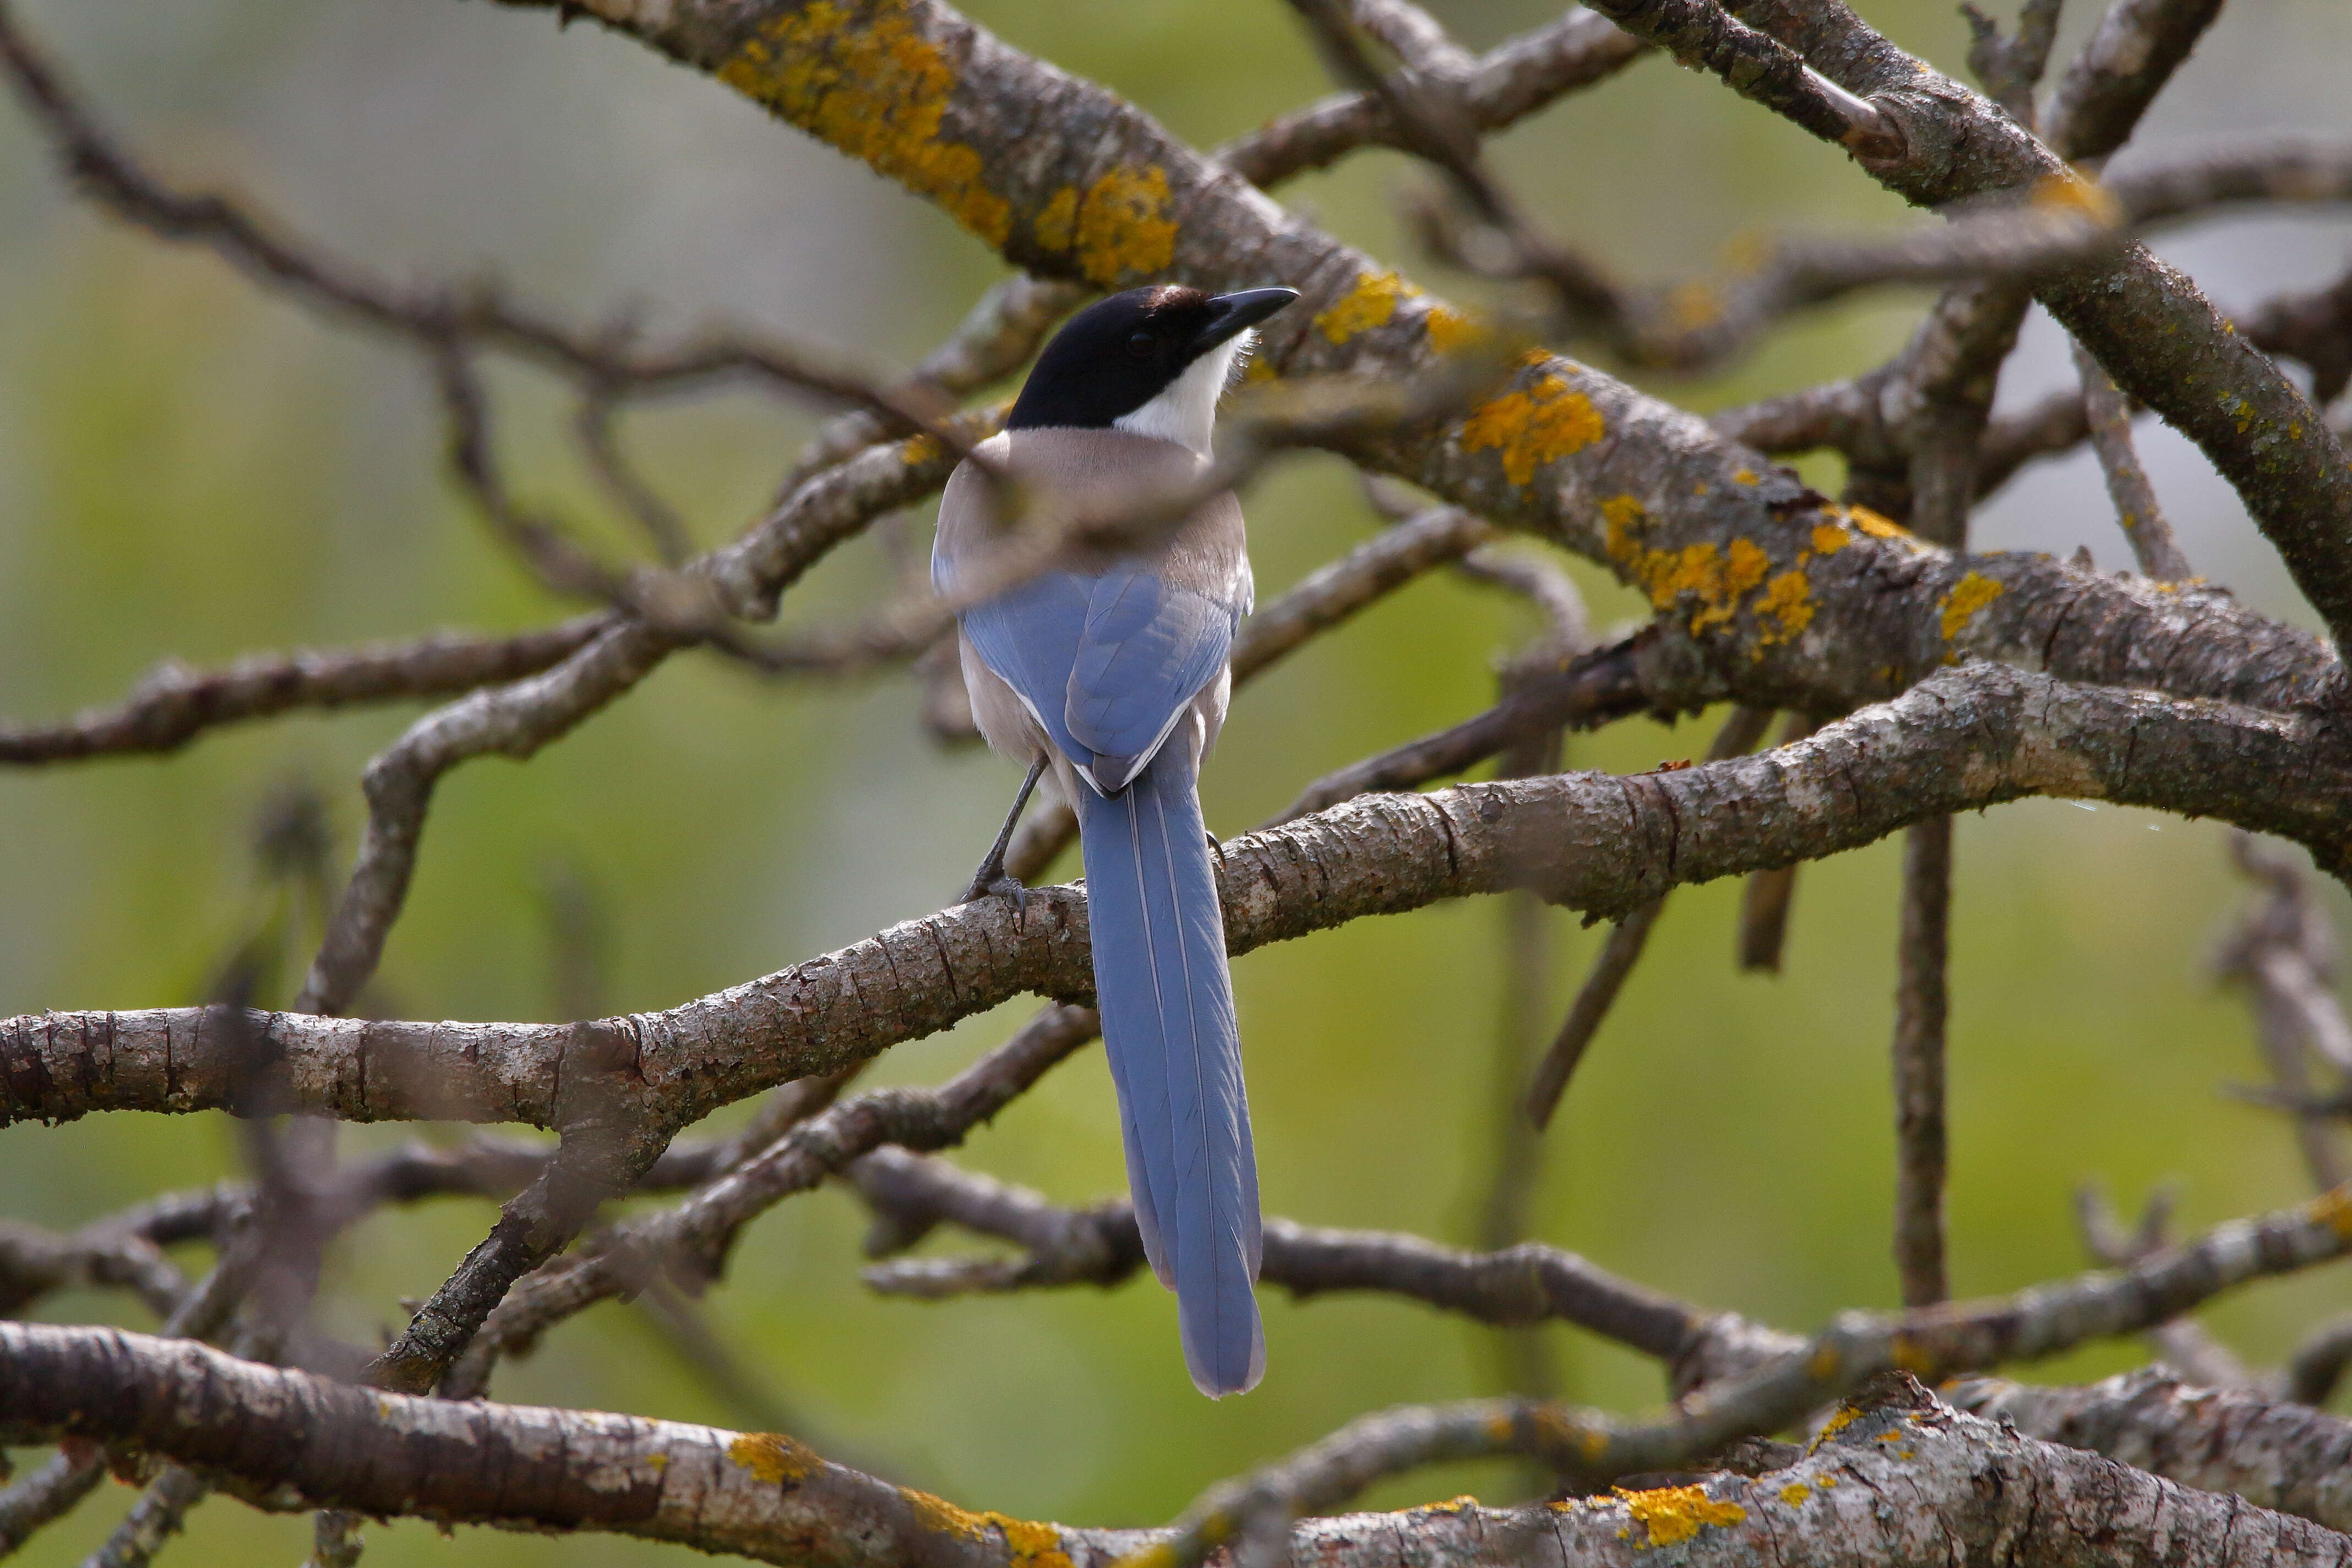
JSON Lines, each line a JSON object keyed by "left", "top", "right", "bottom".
{"left": 1736, "top": 713, "right": 1821, "bottom": 971}
{"left": 1524, "top": 705, "right": 1776, "bottom": 1127}
{"left": 2218, "top": 833, "right": 2352, "bottom": 1191}
{"left": 0, "top": 619, "right": 607, "bottom": 766}
{"left": 2073, "top": 1181, "right": 2255, "bottom": 1389}
{"left": 442, "top": 1005, "right": 1102, "bottom": 1399}
{"left": 0, "top": 2, "right": 934, "bottom": 426}
{"left": 1892, "top": 814, "right": 1953, "bottom": 1308}
{"left": 2073, "top": 337, "right": 2193, "bottom": 580}
{"left": 1273, "top": 631, "right": 1654, "bottom": 824}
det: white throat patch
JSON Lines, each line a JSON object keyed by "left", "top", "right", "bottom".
{"left": 1112, "top": 329, "right": 1254, "bottom": 455}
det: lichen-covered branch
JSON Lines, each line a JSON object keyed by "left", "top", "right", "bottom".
{"left": 507, "top": 0, "right": 2341, "bottom": 727}
{"left": 9, "top": 1327, "right": 2350, "bottom": 1568}
{"left": 1712, "top": 0, "right": 2352, "bottom": 655}
{"left": 1951, "top": 1369, "right": 2352, "bottom": 1538}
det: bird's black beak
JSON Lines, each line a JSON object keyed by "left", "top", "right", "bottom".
{"left": 1190, "top": 287, "right": 1299, "bottom": 355}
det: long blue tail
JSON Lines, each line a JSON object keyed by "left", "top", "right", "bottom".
{"left": 1076, "top": 746, "right": 1263, "bottom": 1396}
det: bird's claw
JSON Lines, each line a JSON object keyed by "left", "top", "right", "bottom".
{"left": 963, "top": 869, "right": 1031, "bottom": 917}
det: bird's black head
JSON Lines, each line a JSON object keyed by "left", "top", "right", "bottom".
{"left": 1007, "top": 285, "right": 1299, "bottom": 437}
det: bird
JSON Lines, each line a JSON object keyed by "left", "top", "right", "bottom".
{"left": 932, "top": 282, "right": 1299, "bottom": 1396}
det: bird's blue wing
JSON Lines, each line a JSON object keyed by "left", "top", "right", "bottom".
{"left": 950, "top": 563, "right": 1096, "bottom": 766}
{"left": 1065, "top": 564, "right": 1237, "bottom": 791}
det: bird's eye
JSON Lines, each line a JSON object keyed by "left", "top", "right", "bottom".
{"left": 1126, "top": 329, "right": 1156, "bottom": 358}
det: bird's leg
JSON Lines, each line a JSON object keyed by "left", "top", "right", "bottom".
{"left": 962, "top": 754, "right": 1048, "bottom": 912}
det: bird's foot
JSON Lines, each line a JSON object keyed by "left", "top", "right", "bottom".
{"left": 962, "top": 864, "right": 1031, "bottom": 917}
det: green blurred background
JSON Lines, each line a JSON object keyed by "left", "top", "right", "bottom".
{"left": 3, "top": 0, "right": 2350, "bottom": 1560}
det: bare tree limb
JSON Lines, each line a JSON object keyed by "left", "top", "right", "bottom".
{"left": 1891, "top": 815, "right": 1953, "bottom": 1308}
{"left": 851, "top": 1148, "right": 2352, "bottom": 1414}
{"left": 2074, "top": 1182, "right": 2256, "bottom": 1390}
{"left": 1215, "top": 7, "right": 1647, "bottom": 187}
{"left": 0, "top": 620, "right": 608, "bottom": 766}
{"left": 293, "top": 421, "right": 964, "bottom": 1019}
{"left": 2247, "top": 259, "right": 2352, "bottom": 408}
{"left": 2220, "top": 834, "right": 2352, "bottom": 1191}
{"left": 2287, "top": 1313, "right": 2352, "bottom": 1408}
{"left": 0, "top": 1, "right": 933, "bottom": 426}
{"left": 12, "top": 662, "right": 2348, "bottom": 1135}
{"left": 1273, "top": 632, "right": 1656, "bottom": 823}
{"left": 1524, "top": 704, "right": 1776, "bottom": 1128}
{"left": 443, "top": 1004, "right": 1101, "bottom": 1398}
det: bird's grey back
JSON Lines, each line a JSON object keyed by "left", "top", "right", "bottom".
{"left": 935, "top": 428, "right": 1250, "bottom": 608}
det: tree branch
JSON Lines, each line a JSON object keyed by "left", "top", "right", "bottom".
{"left": 9, "top": 1329, "right": 2352, "bottom": 1567}
{"left": 1710, "top": 0, "right": 2352, "bottom": 657}
{"left": 1952, "top": 1368, "right": 2352, "bottom": 1537}
{"left": 12, "top": 662, "right": 2346, "bottom": 1133}
{"left": 0, "top": 619, "right": 610, "bottom": 766}
{"left": 502, "top": 0, "right": 2342, "bottom": 727}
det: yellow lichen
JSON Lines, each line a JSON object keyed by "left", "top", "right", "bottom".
{"left": 1843, "top": 504, "right": 1914, "bottom": 542}
{"left": 1484, "top": 1412, "right": 1515, "bottom": 1442}
{"left": 1779, "top": 1480, "right": 1812, "bottom": 1506}
{"left": 1608, "top": 538, "right": 1768, "bottom": 632}
{"left": 1664, "top": 281, "right": 1724, "bottom": 333}
{"left": 1810, "top": 1403, "right": 1860, "bottom": 1450}
{"left": 901, "top": 433, "right": 943, "bottom": 465}
{"left": 2307, "top": 1186, "right": 2352, "bottom": 1240}
{"left": 1425, "top": 302, "right": 1493, "bottom": 354}
{"left": 1707, "top": 540, "right": 1773, "bottom": 628}
{"left": 1809, "top": 1345, "right": 1841, "bottom": 1381}
{"left": 2032, "top": 168, "right": 2123, "bottom": 226}
{"left": 987, "top": 1513, "right": 1075, "bottom": 1568}
{"left": 1890, "top": 1335, "right": 1934, "bottom": 1375}
{"left": 1733, "top": 467, "right": 1761, "bottom": 486}
{"left": 1600, "top": 493, "right": 1647, "bottom": 539}
{"left": 647, "top": 1452, "right": 670, "bottom": 1473}
{"left": 1754, "top": 569, "right": 1814, "bottom": 646}
{"left": 718, "top": 1, "right": 1011, "bottom": 247}
{"left": 728, "top": 1432, "right": 819, "bottom": 1484}
{"left": 1598, "top": 491, "right": 1810, "bottom": 644}
{"left": 903, "top": 1488, "right": 989, "bottom": 1540}
{"left": 1072, "top": 166, "right": 1179, "bottom": 286}
{"left": 1034, "top": 186, "right": 1078, "bottom": 253}
{"left": 1420, "top": 1496, "right": 1479, "bottom": 1515}
{"left": 1811, "top": 521, "right": 1850, "bottom": 554}
{"left": 1939, "top": 571, "right": 2005, "bottom": 641}
{"left": 1614, "top": 1485, "right": 1747, "bottom": 1548}
{"left": 1459, "top": 374, "right": 1604, "bottom": 486}
{"left": 1719, "top": 228, "right": 1774, "bottom": 273}
{"left": 1316, "top": 270, "right": 1413, "bottom": 344}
